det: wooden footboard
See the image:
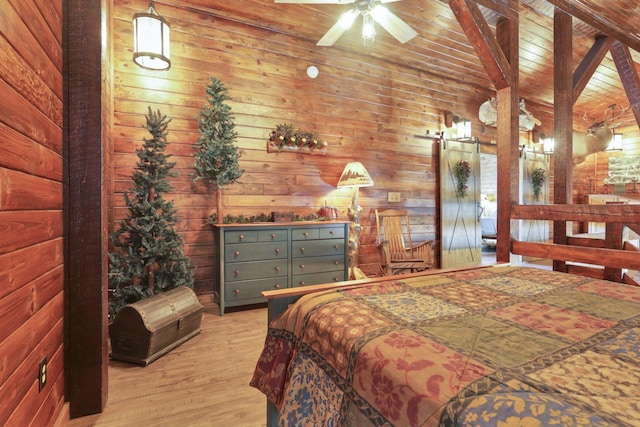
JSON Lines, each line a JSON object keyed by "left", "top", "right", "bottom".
{"left": 261, "top": 264, "right": 500, "bottom": 321}
{"left": 259, "top": 264, "right": 500, "bottom": 427}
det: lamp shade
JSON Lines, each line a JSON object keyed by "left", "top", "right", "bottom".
{"left": 133, "top": 2, "right": 171, "bottom": 71}
{"left": 337, "top": 162, "right": 374, "bottom": 188}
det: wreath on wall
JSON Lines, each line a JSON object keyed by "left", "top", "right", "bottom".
{"left": 267, "top": 123, "right": 328, "bottom": 154}
{"left": 453, "top": 159, "right": 471, "bottom": 198}
{"left": 531, "top": 167, "right": 546, "bottom": 201}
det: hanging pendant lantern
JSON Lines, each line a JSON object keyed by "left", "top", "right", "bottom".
{"left": 133, "top": 2, "right": 171, "bottom": 71}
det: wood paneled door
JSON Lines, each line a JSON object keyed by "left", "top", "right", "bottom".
{"left": 440, "top": 139, "right": 481, "bottom": 269}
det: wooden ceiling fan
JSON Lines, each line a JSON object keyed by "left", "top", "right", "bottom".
{"left": 274, "top": 0, "right": 418, "bottom": 46}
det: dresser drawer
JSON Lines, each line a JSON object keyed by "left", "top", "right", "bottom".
{"left": 291, "top": 228, "right": 320, "bottom": 240}
{"left": 292, "top": 270, "right": 345, "bottom": 287}
{"left": 225, "top": 230, "right": 258, "bottom": 243}
{"left": 258, "top": 229, "right": 288, "bottom": 242}
{"left": 319, "top": 226, "right": 345, "bottom": 239}
{"left": 292, "top": 254, "right": 345, "bottom": 276}
{"left": 225, "top": 259, "right": 287, "bottom": 282}
{"left": 225, "top": 278, "right": 287, "bottom": 303}
{"left": 225, "top": 241, "right": 288, "bottom": 262}
{"left": 292, "top": 238, "right": 345, "bottom": 258}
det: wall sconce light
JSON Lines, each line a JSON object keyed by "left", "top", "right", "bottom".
{"left": 542, "top": 136, "right": 554, "bottom": 154}
{"left": 451, "top": 116, "right": 471, "bottom": 139}
{"left": 607, "top": 131, "right": 623, "bottom": 151}
{"left": 133, "top": 2, "right": 171, "bottom": 71}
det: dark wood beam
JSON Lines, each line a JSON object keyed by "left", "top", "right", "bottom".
{"left": 495, "top": 13, "right": 519, "bottom": 264}
{"left": 610, "top": 41, "right": 640, "bottom": 127}
{"left": 449, "top": 0, "right": 511, "bottom": 90}
{"left": 546, "top": 0, "right": 640, "bottom": 53}
{"left": 553, "top": 8, "right": 573, "bottom": 272}
{"left": 573, "top": 35, "right": 614, "bottom": 103}
{"left": 471, "top": 0, "right": 518, "bottom": 19}
{"left": 64, "top": 0, "right": 109, "bottom": 418}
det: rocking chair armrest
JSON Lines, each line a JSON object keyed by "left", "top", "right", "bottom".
{"left": 409, "top": 240, "right": 435, "bottom": 264}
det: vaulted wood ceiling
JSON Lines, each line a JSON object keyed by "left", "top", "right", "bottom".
{"left": 189, "top": 0, "right": 640, "bottom": 133}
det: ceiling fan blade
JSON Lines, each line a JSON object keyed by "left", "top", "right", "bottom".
{"left": 370, "top": 5, "right": 417, "bottom": 44}
{"left": 274, "top": 0, "right": 354, "bottom": 3}
{"left": 317, "top": 18, "right": 351, "bottom": 46}
{"left": 317, "top": 9, "right": 359, "bottom": 46}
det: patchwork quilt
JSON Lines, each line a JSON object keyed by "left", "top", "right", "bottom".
{"left": 251, "top": 266, "right": 640, "bottom": 426}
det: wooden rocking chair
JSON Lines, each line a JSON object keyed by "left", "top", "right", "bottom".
{"left": 375, "top": 209, "right": 434, "bottom": 275}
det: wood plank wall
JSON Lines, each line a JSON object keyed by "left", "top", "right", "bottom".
{"left": 0, "top": 0, "right": 66, "bottom": 425}
{"left": 113, "top": 0, "right": 496, "bottom": 290}
{"left": 111, "top": 0, "right": 640, "bottom": 295}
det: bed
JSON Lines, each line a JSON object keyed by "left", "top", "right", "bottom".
{"left": 251, "top": 265, "right": 640, "bottom": 426}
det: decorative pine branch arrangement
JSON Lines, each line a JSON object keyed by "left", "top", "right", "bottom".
{"left": 453, "top": 159, "right": 471, "bottom": 198}
{"left": 108, "top": 108, "right": 195, "bottom": 318}
{"left": 531, "top": 167, "right": 546, "bottom": 201}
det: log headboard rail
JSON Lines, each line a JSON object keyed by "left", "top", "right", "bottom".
{"left": 511, "top": 203, "right": 640, "bottom": 283}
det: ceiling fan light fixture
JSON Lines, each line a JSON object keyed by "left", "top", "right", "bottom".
{"left": 362, "top": 13, "right": 376, "bottom": 43}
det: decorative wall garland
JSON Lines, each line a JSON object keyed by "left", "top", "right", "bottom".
{"left": 267, "top": 123, "right": 328, "bottom": 154}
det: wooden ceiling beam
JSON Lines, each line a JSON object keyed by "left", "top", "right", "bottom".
{"left": 448, "top": 0, "right": 511, "bottom": 89}
{"left": 546, "top": 0, "right": 640, "bottom": 52}
{"left": 573, "top": 35, "right": 614, "bottom": 104}
{"left": 469, "top": 0, "right": 518, "bottom": 19}
{"left": 610, "top": 41, "right": 640, "bottom": 128}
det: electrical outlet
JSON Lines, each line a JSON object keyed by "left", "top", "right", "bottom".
{"left": 38, "top": 357, "right": 47, "bottom": 392}
{"left": 388, "top": 192, "right": 401, "bottom": 202}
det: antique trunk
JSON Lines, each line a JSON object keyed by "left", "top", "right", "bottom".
{"left": 109, "top": 286, "right": 203, "bottom": 365}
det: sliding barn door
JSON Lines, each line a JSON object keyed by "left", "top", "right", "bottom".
{"left": 440, "top": 139, "right": 481, "bottom": 269}
{"left": 521, "top": 152, "right": 550, "bottom": 259}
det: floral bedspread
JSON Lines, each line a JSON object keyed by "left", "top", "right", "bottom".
{"left": 250, "top": 266, "right": 640, "bottom": 426}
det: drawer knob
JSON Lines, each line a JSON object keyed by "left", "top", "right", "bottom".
{"left": 271, "top": 233, "right": 276, "bottom": 239}
{"left": 300, "top": 247, "right": 305, "bottom": 253}
{"left": 334, "top": 261, "right": 339, "bottom": 265}
{"left": 334, "top": 245, "right": 339, "bottom": 249}
{"left": 299, "top": 281, "right": 305, "bottom": 286}
{"left": 275, "top": 266, "right": 280, "bottom": 271}
{"left": 333, "top": 277, "right": 339, "bottom": 282}
{"left": 239, "top": 234, "right": 245, "bottom": 240}
{"left": 299, "top": 264, "right": 305, "bottom": 269}
{"left": 234, "top": 289, "right": 240, "bottom": 294}
{"left": 275, "top": 284, "right": 281, "bottom": 289}
{"left": 235, "top": 270, "right": 240, "bottom": 275}
{"left": 234, "top": 251, "right": 240, "bottom": 257}
{"left": 303, "top": 232, "right": 309, "bottom": 237}
{"left": 275, "top": 248, "right": 280, "bottom": 254}
{"left": 329, "top": 231, "right": 334, "bottom": 235}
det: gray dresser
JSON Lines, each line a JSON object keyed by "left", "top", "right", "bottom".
{"left": 212, "top": 221, "right": 349, "bottom": 315}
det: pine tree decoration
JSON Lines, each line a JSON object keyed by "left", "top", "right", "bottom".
{"left": 108, "top": 107, "right": 195, "bottom": 318}
{"left": 193, "top": 77, "right": 244, "bottom": 223}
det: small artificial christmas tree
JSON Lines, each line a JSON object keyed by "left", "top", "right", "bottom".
{"left": 108, "top": 107, "right": 195, "bottom": 317}
{"left": 193, "top": 76, "right": 244, "bottom": 223}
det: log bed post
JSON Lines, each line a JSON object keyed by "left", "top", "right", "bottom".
{"left": 552, "top": 9, "right": 573, "bottom": 272}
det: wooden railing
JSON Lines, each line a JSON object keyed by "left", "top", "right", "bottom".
{"left": 510, "top": 204, "right": 640, "bottom": 285}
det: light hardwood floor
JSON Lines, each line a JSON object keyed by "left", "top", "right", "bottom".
{"left": 68, "top": 298, "right": 268, "bottom": 427}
